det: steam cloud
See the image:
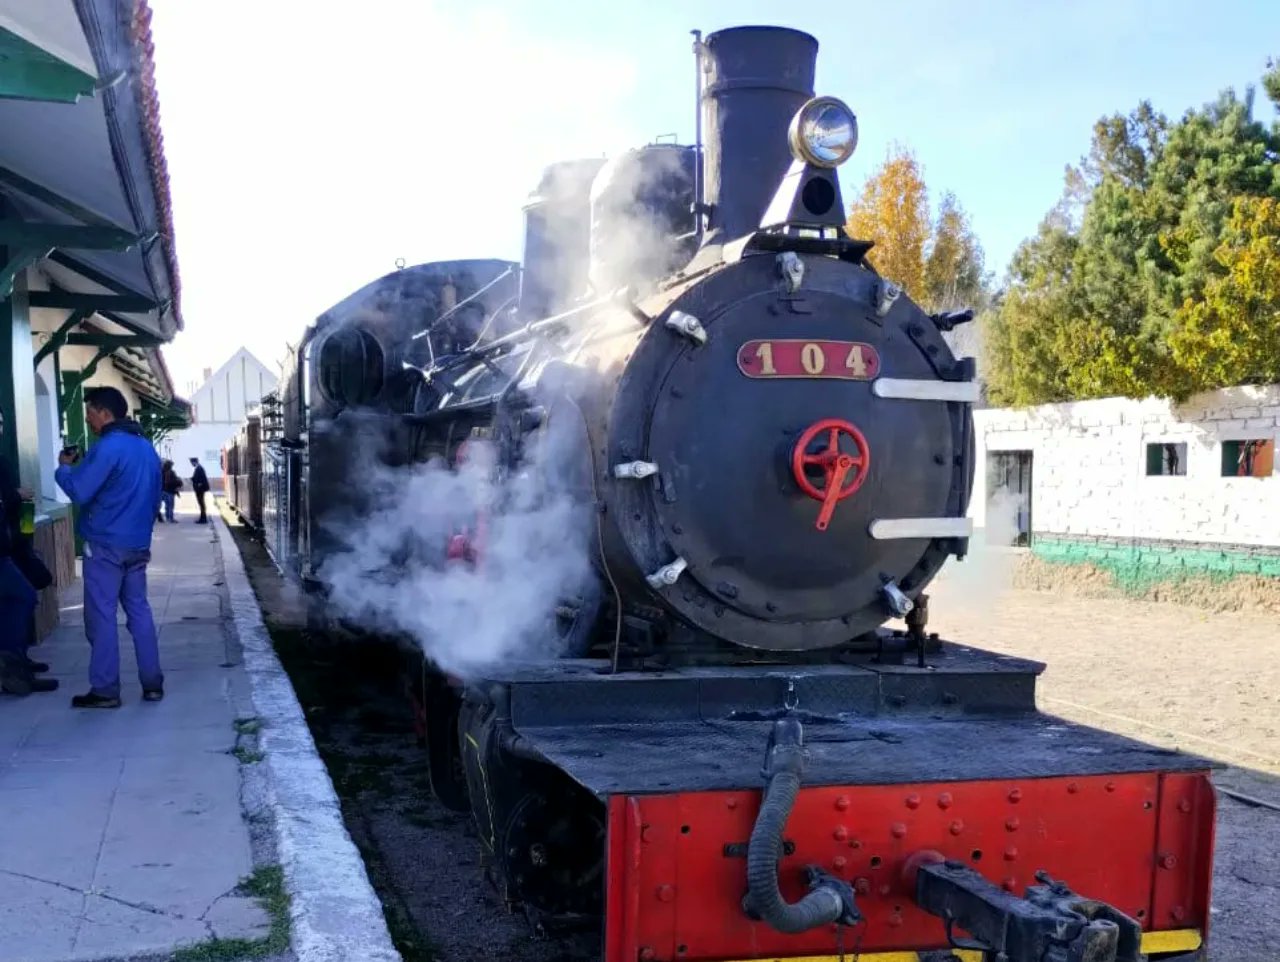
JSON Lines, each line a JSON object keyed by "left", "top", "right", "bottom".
{"left": 314, "top": 412, "right": 595, "bottom": 678}
{"left": 930, "top": 484, "right": 1026, "bottom": 615}
{"left": 588, "top": 146, "right": 695, "bottom": 296}
{"left": 309, "top": 147, "right": 698, "bottom": 677}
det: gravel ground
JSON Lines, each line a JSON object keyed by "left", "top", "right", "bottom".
{"left": 230, "top": 522, "right": 595, "bottom": 962}
{"left": 232, "top": 519, "right": 1279, "bottom": 961}
{"left": 930, "top": 554, "right": 1280, "bottom": 961}
{"left": 288, "top": 660, "right": 597, "bottom": 962}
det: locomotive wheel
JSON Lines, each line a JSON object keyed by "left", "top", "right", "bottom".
{"left": 499, "top": 789, "right": 605, "bottom": 918}
{"left": 423, "top": 680, "right": 470, "bottom": 813}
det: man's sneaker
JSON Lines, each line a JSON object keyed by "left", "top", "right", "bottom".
{"left": 71, "top": 692, "right": 122, "bottom": 709}
{"left": 30, "top": 677, "right": 59, "bottom": 693}
{"left": 142, "top": 688, "right": 164, "bottom": 702}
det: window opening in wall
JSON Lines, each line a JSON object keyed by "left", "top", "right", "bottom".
{"left": 1145, "top": 442, "right": 1187, "bottom": 476}
{"left": 1221, "top": 439, "right": 1275, "bottom": 478}
{"left": 985, "top": 450, "right": 1032, "bottom": 547}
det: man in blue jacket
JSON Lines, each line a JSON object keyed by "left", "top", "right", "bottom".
{"left": 56, "top": 386, "right": 165, "bottom": 708}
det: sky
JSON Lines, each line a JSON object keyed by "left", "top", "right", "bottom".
{"left": 146, "top": 0, "right": 1280, "bottom": 393}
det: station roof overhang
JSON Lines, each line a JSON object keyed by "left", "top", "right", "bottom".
{"left": 0, "top": 0, "right": 183, "bottom": 343}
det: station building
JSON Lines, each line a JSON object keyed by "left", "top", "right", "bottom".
{"left": 970, "top": 383, "right": 1280, "bottom": 589}
{"left": 1, "top": 0, "right": 186, "bottom": 638}
{"left": 165, "top": 347, "right": 277, "bottom": 491}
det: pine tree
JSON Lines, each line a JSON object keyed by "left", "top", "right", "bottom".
{"left": 986, "top": 58, "right": 1280, "bottom": 404}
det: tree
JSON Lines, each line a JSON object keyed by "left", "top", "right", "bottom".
{"left": 985, "top": 59, "right": 1280, "bottom": 405}
{"left": 847, "top": 145, "right": 930, "bottom": 301}
{"left": 924, "top": 191, "right": 988, "bottom": 313}
{"left": 1168, "top": 195, "right": 1280, "bottom": 390}
{"left": 846, "top": 144, "right": 991, "bottom": 336}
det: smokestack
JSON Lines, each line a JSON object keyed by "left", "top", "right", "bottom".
{"left": 700, "top": 26, "right": 817, "bottom": 244}
{"left": 202, "top": 367, "right": 212, "bottom": 382}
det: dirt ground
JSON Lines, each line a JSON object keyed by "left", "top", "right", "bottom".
{"left": 230, "top": 510, "right": 1278, "bottom": 961}
{"left": 929, "top": 557, "right": 1280, "bottom": 960}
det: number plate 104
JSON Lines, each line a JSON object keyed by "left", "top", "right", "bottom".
{"left": 736, "top": 339, "right": 881, "bottom": 380}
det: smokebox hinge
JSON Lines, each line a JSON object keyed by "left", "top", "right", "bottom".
{"left": 665, "top": 311, "right": 707, "bottom": 345}
{"left": 881, "top": 580, "right": 914, "bottom": 616}
{"left": 776, "top": 251, "right": 804, "bottom": 293}
{"left": 613, "top": 461, "right": 659, "bottom": 480}
{"left": 646, "top": 557, "right": 688, "bottom": 590}
{"left": 876, "top": 279, "right": 902, "bottom": 317}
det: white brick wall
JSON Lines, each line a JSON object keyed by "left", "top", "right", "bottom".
{"left": 970, "top": 385, "right": 1280, "bottom": 547}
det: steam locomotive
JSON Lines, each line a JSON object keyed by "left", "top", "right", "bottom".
{"left": 226, "top": 25, "right": 1216, "bottom": 962}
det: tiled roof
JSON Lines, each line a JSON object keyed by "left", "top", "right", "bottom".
{"left": 126, "top": 0, "right": 182, "bottom": 330}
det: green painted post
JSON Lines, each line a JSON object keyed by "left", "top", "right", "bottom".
{"left": 61, "top": 372, "right": 84, "bottom": 450}
{"left": 0, "top": 242, "right": 40, "bottom": 488}
{"left": 60, "top": 370, "right": 87, "bottom": 557}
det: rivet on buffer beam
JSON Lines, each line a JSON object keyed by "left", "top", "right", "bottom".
{"left": 646, "top": 557, "right": 688, "bottom": 590}
{"left": 665, "top": 310, "right": 707, "bottom": 345}
{"left": 870, "top": 517, "right": 974, "bottom": 540}
{"left": 873, "top": 378, "right": 981, "bottom": 403}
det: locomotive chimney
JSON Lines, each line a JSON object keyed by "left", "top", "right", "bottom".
{"left": 699, "top": 26, "right": 817, "bottom": 244}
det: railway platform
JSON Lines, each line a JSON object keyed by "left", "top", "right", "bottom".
{"left": 0, "top": 502, "right": 399, "bottom": 962}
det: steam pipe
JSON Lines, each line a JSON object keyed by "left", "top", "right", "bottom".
{"left": 421, "top": 293, "right": 616, "bottom": 381}
{"left": 744, "top": 720, "right": 861, "bottom": 934}
{"left": 500, "top": 730, "right": 551, "bottom": 764}
{"left": 691, "top": 29, "right": 704, "bottom": 243}
{"left": 411, "top": 267, "right": 517, "bottom": 341}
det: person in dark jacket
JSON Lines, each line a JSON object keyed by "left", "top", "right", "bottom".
{"left": 0, "top": 411, "right": 57, "bottom": 695}
{"left": 159, "top": 460, "right": 182, "bottom": 522}
{"left": 56, "top": 386, "right": 164, "bottom": 708}
{"left": 189, "top": 457, "right": 210, "bottom": 523}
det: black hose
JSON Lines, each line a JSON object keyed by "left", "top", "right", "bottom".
{"left": 743, "top": 719, "right": 860, "bottom": 934}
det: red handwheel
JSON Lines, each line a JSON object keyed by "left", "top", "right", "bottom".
{"left": 791, "top": 418, "right": 871, "bottom": 531}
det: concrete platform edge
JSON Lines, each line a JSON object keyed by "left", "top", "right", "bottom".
{"left": 214, "top": 518, "right": 403, "bottom": 962}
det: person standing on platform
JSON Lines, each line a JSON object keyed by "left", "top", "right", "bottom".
{"left": 55, "top": 386, "right": 165, "bottom": 708}
{"left": 159, "top": 460, "right": 182, "bottom": 522}
{"left": 189, "top": 456, "right": 209, "bottom": 524}
{"left": 0, "top": 412, "right": 57, "bottom": 695}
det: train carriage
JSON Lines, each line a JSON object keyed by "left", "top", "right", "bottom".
{"left": 222, "top": 414, "right": 262, "bottom": 529}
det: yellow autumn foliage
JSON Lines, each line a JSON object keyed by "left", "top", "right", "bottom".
{"left": 846, "top": 145, "right": 987, "bottom": 315}
{"left": 846, "top": 146, "right": 930, "bottom": 301}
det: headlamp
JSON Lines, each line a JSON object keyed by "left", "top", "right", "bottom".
{"left": 788, "top": 96, "right": 858, "bottom": 168}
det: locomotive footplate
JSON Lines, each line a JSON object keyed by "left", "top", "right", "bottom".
{"left": 477, "top": 644, "right": 1212, "bottom": 795}
{"left": 462, "top": 642, "right": 1215, "bottom": 961}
